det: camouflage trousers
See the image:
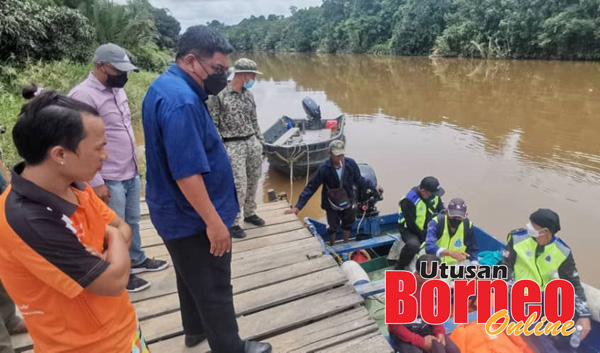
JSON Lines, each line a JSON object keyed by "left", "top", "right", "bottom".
{"left": 225, "top": 135, "right": 263, "bottom": 226}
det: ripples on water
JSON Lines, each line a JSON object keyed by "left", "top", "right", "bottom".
{"left": 242, "top": 53, "right": 600, "bottom": 286}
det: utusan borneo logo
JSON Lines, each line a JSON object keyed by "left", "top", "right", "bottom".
{"left": 385, "top": 263, "right": 577, "bottom": 337}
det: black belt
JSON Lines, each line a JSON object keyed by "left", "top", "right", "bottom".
{"left": 223, "top": 134, "right": 254, "bottom": 143}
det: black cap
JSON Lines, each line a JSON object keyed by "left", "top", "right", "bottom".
{"left": 529, "top": 208, "right": 561, "bottom": 234}
{"left": 419, "top": 176, "right": 445, "bottom": 197}
{"left": 448, "top": 198, "right": 467, "bottom": 219}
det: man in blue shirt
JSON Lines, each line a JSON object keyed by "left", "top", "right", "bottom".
{"left": 142, "top": 26, "right": 271, "bottom": 353}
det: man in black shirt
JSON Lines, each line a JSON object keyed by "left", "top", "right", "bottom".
{"left": 286, "top": 141, "right": 381, "bottom": 246}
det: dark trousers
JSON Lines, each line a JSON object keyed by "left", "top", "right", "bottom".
{"left": 396, "top": 229, "right": 423, "bottom": 270}
{"left": 325, "top": 207, "right": 355, "bottom": 235}
{"left": 164, "top": 231, "right": 244, "bottom": 353}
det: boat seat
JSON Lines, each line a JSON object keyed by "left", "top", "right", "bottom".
{"left": 330, "top": 234, "right": 399, "bottom": 254}
{"left": 273, "top": 127, "right": 300, "bottom": 146}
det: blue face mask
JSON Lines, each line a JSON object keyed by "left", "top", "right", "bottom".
{"left": 244, "top": 79, "right": 255, "bottom": 89}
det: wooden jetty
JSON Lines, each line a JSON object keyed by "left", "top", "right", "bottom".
{"left": 12, "top": 200, "right": 392, "bottom": 352}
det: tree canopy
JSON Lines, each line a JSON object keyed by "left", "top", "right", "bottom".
{"left": 223, "top": 0, "right": 600, "bottom": 60}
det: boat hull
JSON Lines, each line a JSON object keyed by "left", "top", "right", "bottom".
{"left": 263, "top": 115, "right": 345, "bottom": 176}
{"left": 305, "top": 213, "right": 600, "bottom": 352}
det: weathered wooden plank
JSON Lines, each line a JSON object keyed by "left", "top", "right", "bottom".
{"left": 242, "top": 213, "right": 298, "bottom": 230}
{"left": 254, "top": 200, "right": 290, "bottom": 211}
{"left": 12, "top": 333, "right": 31, "bottom": 352}
{"left": 140, "top": 216, "right": 304, "bottom": 242}
{"left": 149, "top": 285, "right": 364, "bottom": 352}
{"left": 232, "top": 237, "right": 320, "bottom": 262}
{"left": 130, "top": 253, "right": 335, "bottom": 303}
{"left": 134, "top": 266, "right": 346, "bottom": 326}
{"left": 233, "top": 244, "right": 323, "bottom": 278}
{"left": 355, "top": 279, "right": 386, "bottom": 297}
{"left": 140, "top": 200, "right": 288, "bottom": 218}
{"left": 140, "top": 234, "right": 165, "bottom": 248}
{"left": 315, "top": 331, "right": 393, "bottom": 353}
{"left": 142, "top": 311, "right": 182, "bottom": 343}
{"left": 233, "top": 228, "right": 312, "bottom": 253}
{"left": 139, "top": 209, "right": 297, "bottom": 236}
{"left": 142, "top": 244, "right": 169, "bottom": 260}
{"left": 238, "top": 221, "right": 304, "bottom": 241}
{"left": 267, "top": 307, "right": 379, "bottom": 353}
{"left": 141, "top": 227, "right": 315, "bottom": 259}
{"left": 233, "top": 266, "right": 346, "bottom": 316}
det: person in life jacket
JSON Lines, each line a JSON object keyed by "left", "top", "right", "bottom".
{"left": 388, "top": 254, "right": 461, "bottom": 353}
{"left": 424, "top": 198, "right": 479, "bottom": 266}
{"left": 501, "top": 208, "right": 592, "bottom": 348}
{"left": 395, "top": 177, "right": 445, "bottom": 270}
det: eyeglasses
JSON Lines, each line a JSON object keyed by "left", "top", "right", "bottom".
{"left": 194, "top": 55, "right": 228, "bottom": 76}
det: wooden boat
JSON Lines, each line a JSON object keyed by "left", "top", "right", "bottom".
{"left": 262, "top": 97, "right": 345, "bottom": 175}
{"left": 305, "top": 213, "right": 600, "bottom": 352}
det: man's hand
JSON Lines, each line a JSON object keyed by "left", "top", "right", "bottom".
{"left": 84, "top": 245, "right": 107, "bottom": 261}
{"left": 446, "top": 250, "right": 469, "bottom": 261}
{"left": 576, "top": 317, "right": 592, "bottom": 341}
{"left": 93, "top": 184, "right": 110, "bottom": 203}
{"left": 423, "top": 335, "right": 436, "bottom": 352}
{"left": 436, "top": 334, "right": 446, "bottom": 346}
{"left": 206, "top": 219, "right": 231, "bottom": 257}
{"left": 285, "top": 207, "right": 300, "bottom": 215}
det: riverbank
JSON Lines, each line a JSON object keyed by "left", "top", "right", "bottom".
{"left": 0, "top": 61, "right": 157, "bottom": 168}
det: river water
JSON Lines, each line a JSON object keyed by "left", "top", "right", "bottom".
{"left": 249, "top": 53, "right": 600, "bottom": 287}
{"left": 136, "top": 53, "right": 600, "bottom": 287}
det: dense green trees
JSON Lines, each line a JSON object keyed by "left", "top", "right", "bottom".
{"left": 1, "top": 0, "right": 180, "bottom": 70}
{"left": 224, "top": 0, "right": 600, "bottom": 60}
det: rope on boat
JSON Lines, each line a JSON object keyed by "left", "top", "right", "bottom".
{"left": 273, "top": 142, "right": 310, "bottom": 206}
{"left": 325, "top": 243, "right": 343, "bottom": 265}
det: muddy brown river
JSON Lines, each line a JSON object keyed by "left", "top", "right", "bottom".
{"left": 139, "top": 53, "right": 600, "bottom": 287}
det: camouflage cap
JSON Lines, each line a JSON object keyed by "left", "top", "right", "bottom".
{"left": 234, "top": 58, "right": 263, "bottom": 74}
{"left": 329, "top": 140, "right": 345, "bottom": 156}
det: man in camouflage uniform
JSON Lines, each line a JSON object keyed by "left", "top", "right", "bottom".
{"left": 209, "top": 58, "right": 265, "bottom": 239}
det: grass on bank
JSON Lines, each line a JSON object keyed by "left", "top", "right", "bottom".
{"left": 0, "top": 60, "right": 158, "bottom": 168}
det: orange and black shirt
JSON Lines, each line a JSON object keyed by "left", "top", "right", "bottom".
{"left": 0, "top": 163, "right": 137, "bottom": 352}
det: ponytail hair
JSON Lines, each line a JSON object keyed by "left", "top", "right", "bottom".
{"left": 22, "top": 84, "right": 44, "bottom": 100}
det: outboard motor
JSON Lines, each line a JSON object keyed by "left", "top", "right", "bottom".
{"left": 355, "top": 163, "right": 383, "bottom": 219}
{"left": 302, "top": 97, "right": 322, "bottom": 129}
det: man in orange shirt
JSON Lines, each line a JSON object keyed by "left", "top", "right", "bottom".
{"left": 0, "top": 90, "right": 146, "bottom": 352}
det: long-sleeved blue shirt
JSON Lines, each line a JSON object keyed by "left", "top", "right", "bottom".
{"left": 425, "top": 215, "right": 479, "bottom": 264}
{"left": 295, "top": 157, "right": 375, "bottom": 211}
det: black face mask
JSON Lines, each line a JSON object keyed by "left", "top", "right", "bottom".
{"left": 448, "top": 218, "right": 462, "bottom": 229}
{"left": 203, "top": 73, "right": 228, "bottom": 95}
{"left": 106, "top": 72, "right": 128, "bottom": 88}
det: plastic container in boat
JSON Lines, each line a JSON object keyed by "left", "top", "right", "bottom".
{"left": 341, "top": 260, "right": 370, "bottom": 286}
{"left": 325, "top": 120, "right": 338, "bottom": 130}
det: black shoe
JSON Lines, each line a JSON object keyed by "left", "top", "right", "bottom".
{"left": 185, "top": 333, "right": 206, "bottom": 348}
{"left": 244, "top": 214, "right": 265, "bottom": 226}
{"left": 244, "top": 341, "right": 272, "bottom": 353}
{"left": 126, "top": 274, "right": 151, "bottom": 293}
{"left": 230, "top": 225, "right": 247, "bottom": 239}
{"left": 131, "top": 258, "right": 169, "bottom": 274}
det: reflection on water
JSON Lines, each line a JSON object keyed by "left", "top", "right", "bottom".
{"left": 245, "top": 53, "right": 600, "bottom": 287}
{"left": 134, "top": 53, "right": 600, "bottom": 286}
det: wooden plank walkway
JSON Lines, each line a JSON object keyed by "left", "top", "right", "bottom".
{"left": 12, "top": 200, "right": 392, "bottom": 353}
